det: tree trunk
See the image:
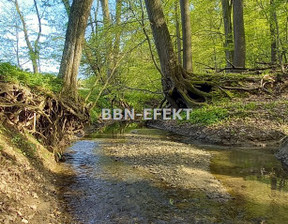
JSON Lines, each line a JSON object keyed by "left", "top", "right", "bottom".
{"left": 15, "top": 18, "right": 21, "bottom": 68}
{"left": 100, "top": 0, "right": 111, "bottom": 26}
{"left": 62, "top": 0, "right": 70, "bottom": 15}
{"left": 100, "top": 0, "right": 113, "bottom": 77}
{"left": 14, "top": 0, "right": 40, "bottom": 74}
{"left": 144, "top": 0, "right": 208, "bottom": 108}
{"left": 113, "top": 0, "right": 123, "bottom": 62}
{"left": 58, "top": 0, "right": 93, "bottom": 100}
{"left": 233, "top": 0, "right": 246, "bottom": 69}
{"left": 221, "top": 0, "right": 233, "bottom": 67}
{"left": 33, "top": 0, "right": 42, "bottom": 73}
{"left": 180, "top": 0, "right": 193, "bottom": 73}
{"left": 175, "top": 1, "right": 182, "bottom": 64}
{"left": 270, "top": 0, "right": 277, "bottom": 64}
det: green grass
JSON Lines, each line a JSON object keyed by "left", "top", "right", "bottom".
{"left": 0, "top": 62, "right": 62, "bottom": 93}
{"left": 10, "top": 134, "right": 37, "bottom": 158}
{"left": 182, "top": 106, "right": 229, "bottom": 125}
{"left": 181, "top": 99, "right": 288, "bottom": 127}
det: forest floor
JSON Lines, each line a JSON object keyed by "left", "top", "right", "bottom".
{"left": 0, "top": 124, "right": 71, "bottom": 224}
{"left": 148, "top": 94, "right": 288, "bottom": 148}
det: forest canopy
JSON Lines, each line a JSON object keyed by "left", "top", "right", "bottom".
{"left": 0, "top": 0, "right": 287, "bottom": 112}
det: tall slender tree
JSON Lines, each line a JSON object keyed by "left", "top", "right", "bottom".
{"left": 100, "top": 0, "right": 113, "bottom": 77}
{"left": 113, "top": 0, "right": 123, "bottom": 61}
{"left": 180, "top": 0, "right": 193, "bottom": 72}
{"left": 100, "top": 0, "right": 111, "bottom": 25}
{"left": 61, "top": 0, "right": 70, "bottom": 15}
{"left": 233, "top": 0, "right": 246, "bottom": 68}
{"left": 174, "top": 1, "right": 182, "bottom": 64}
{"left": 58, "top": 0, "right": 94, "bottom": 99}
{"left": 270, "top": 0, "right": 278, "bottom": 65}
{"left": 221, "top": 0, "right": 233, "bottom": 67}
{"left": 13, "top": 0, "right": 42, "bottom": 73}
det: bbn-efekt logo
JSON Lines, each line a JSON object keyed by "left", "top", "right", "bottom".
{"left": 101, "top": 108, "right": 193, "bottom": 120}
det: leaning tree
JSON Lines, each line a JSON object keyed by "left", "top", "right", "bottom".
{"left": 144, "top": 0, "right": 210, "bottom": 108}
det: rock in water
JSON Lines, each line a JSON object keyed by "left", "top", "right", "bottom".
{"left": 276, "top": 136, "right": 288, "bottom": 166}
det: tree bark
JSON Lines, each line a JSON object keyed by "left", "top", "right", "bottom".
{"left": 270, "top": 0, "right": 277, "bottom": 65}
{"left": 33, "top": 0, "right": 42, "bottom": 72}
{"left": 175, "top": 1, "right": 182, "bottom": 64}
{"left": 233, "top": 0, "right": 246, "bottom": 69}
{"left": 58, "top": 0, "right": 93, "bottom": 100}
{"left": 144, "top": 0, "right": 208, "bottom": 108}
{"left": 113, "top": 0, "right": 123, "bottom": 62}
{"left": 62, "top": 0, "right": 70, "bottom": 15}
{"left": 180, "top": 0, "right": 193, "bottom": 73}
{"left": 100, "top": 0, "right": 113, "bottom": 77}
{"left": 221, "top": 0, "right": 233, "bottom": 67}
{"left": 15, "top": 18, "right": 21, "bottom": 68}
{"left": 100, "top": 0, "right": 111, "bottom": 26}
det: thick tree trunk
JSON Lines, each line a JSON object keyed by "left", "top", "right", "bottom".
{"left": 144, "top": 0, "right": 179, "bottom": 94}
{"left": 58, "top": 0, "right": 93, "bottom": 100}
{"left": 221, "top": 0, "right": 233, "bottom": 67}
{"left": 60, "top": 0, "right": 99, "bottom": 76}
{"left": 180, "top": 0, "right": 193, "bottom": 73}
{"left": 144, "top": 0, "right": 208, "bottom": 108}
{"left": 233, "top": 0, "right": 246, "bottom": 69}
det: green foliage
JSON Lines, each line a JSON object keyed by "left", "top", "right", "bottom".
{"left": 0, "top": 62, "right": 62, "bottom": 92}
{"left": 184, "top": 106, "right": 229, "bottom": 125}
{"left": 11, "top": 134, "right": 37, "bottom": 158}
{"left": 181, "top": 99, "right": 285, "bottom": 126}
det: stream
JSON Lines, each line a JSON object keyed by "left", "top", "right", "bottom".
{"left": 58, "top": 128, "right": 288, "bottom": 224}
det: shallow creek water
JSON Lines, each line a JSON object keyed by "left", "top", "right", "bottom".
{"left": 58, "top": 128, "right": 288, "bottom": 224}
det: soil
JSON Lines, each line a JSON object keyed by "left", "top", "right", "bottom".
{"left": 147, "top": 95, "right": 288, "bottom": 148}
{"left": 0, "top": 124, "right": 71, "bottom": 224}
{"left": 147, "top": 119, "right": 286, "bottom": 147}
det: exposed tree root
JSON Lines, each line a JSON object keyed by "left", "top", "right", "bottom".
{"left": 0, "top": 82, "right": 89, "bottom": 161}
{"left": 165, "top": 70, "right": 288, "bottom": 108}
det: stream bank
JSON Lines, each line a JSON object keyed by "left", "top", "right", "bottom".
{"left": 0, "top": 123, "right": 72, "bottom": 223}
{"left": 147, "top": 119, "right": 286, "bottom": 148}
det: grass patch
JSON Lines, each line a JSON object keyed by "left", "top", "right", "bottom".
{"left": 182, "top": 106, "right": 229, "bottom": 125}
{"left": 0, "top": 62, "right": 62, "bottom": 93}
{"left": 181, "top": 99, "right": 288, "bottom": 127}
{"left": 9, "top": 132, "right": 37, "bottom": 158}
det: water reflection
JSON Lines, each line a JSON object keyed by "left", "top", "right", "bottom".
{"left": 210, "top": 148, "right": 288, "bottom": 223}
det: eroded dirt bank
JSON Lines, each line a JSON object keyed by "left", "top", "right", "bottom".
{"left": 0, "top": 124, "right": 71, "bottom": 224}
{"left": 147, "top": 119, "right": 286, "bottom": 148}
{"left": 147, "top": 94, "right": 288, "bottom": 149}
